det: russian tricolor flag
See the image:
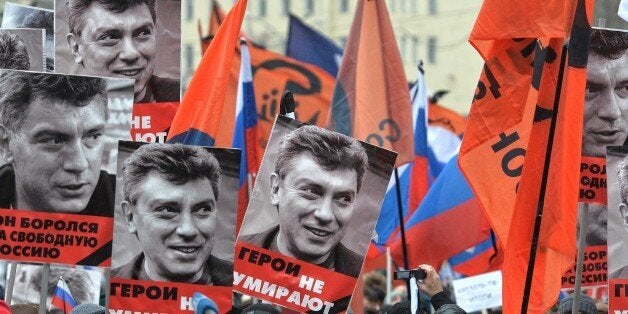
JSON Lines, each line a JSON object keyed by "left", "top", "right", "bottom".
{"left": 232, "top": 39, "right": 259, "bottom": 232}
{"left": 373, "top": 65, "right": 429, "bottom": 248}
{"left": 50, "top": 276, "right": 77, "bottom": 313}
{"left": 390, "top": 156, "right": 490, "bottom": 268}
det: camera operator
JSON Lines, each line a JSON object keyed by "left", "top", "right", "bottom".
{"left": 418, "top": 264, "right": 466, "bottom": 313}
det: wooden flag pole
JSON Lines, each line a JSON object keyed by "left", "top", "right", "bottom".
{"left": 520, "top": 43, "right": 568, "bottom": 314}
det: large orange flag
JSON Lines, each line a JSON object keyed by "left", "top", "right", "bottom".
{"left": 168, "top": 0, "right": 247, "bottom": 145}
{"left": 459, "top": 0, "right": 591, "bottom": 312}
{"left": 327, "top": 0, "right": 413, "bottom": 166}
{"left": 504, "top": 2, "right": 591, "bottom": 312}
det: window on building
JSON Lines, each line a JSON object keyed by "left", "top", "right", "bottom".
{"left": 412, "top": 36, "right": 419, "bottom": 63}
{"left": 185, "top": 0, "right": 193, "bottom": 21}
{"left": 390, "top": 0, "right": 397, "bottom": 12}
{"left": 259, "top": 0, "right": 267, "bottom": 17}
{"left": 340, "top": 0, "right": 349, "bottom": 13}
{"left": 410, "top": 0, "right": 418, "bottom": 13}
{"left": 428, "top": 36, "right": 437, "bottom": 64}
{"left": 400, "top": 0, "right": 406, "bottom": 13}
{"left": 429, "top": 0, "right": 437, "bottom": 15}
{"left": 185, "top": 44, "right": 194, "bottom": 70}
{"left": 283, "top": 0, "right": 291, "bottom": 15}
{"left": 400, "top": 35, "right": 408, "bottom": 61}
{"left": 305, "top": 0, "right": 314, "bottom": 16}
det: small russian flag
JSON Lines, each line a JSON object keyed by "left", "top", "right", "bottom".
{"left": 50, "top": 276, "right": 77, "bottom": 313}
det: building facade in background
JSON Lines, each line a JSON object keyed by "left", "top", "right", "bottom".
{"left": 181, "top": 0, "right": 484, "bottom": 114}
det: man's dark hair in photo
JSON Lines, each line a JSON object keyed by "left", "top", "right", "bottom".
{"left": 0, "top": 32, "right": 30, "bottom": 70}
{"left": 122, "top": 143, "right": 221, "bottom": 205}
{"left": 65, "top": 0, "right": 156, "bottom": 36}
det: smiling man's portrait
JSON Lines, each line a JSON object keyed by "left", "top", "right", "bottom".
{"left": 0, "top": 70, "right": 117, "bottom": 216}
{"left": 112, "top": 143, "right": 238, "bottom": 285}
{"left": 57, "top": 0, "right": 180, "bottom": 103}
{"left": 240, "top": 124, "right": 372, "bottom": 278}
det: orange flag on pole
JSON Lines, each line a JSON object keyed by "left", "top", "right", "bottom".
{"left": 327, "top": 0, "right": 414, "bottom": 166}
{"left": 504, "top": 2, "right": 591, "bottom": 312}
{"left": 459, "top": 0, "right": 592, "bottom": 312}
{"left": 168, "top": 0, "right": 247, "bottom": 145}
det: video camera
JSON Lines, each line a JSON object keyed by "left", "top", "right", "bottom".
{"left": 393, "top": 268, "right": 427, "bottom": 281}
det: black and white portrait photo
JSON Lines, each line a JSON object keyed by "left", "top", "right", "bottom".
{"left": 0, "top": 28, "right": 44, "bottom": 71}
{"left": 55, "top": 0, "right": 181, "bottom": 103}
{"left": 1, "top": 2, "right": 54, "bottom": 71}
{"left": 111, "top": 141, "right": 240, "bottom": 285}
{"left": 238, "top": 116, "right": 397, "bottom": 279}
{"left": 0, "top": 70, "right": 133, "bottom": 216}
{"left": 606, "top": 146, "right": 628, "bottom": 279}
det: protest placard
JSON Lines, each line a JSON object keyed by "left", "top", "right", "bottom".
{"left": 110, "top": 141, "right": 240, "bottom": 312}
{"left": 234, "top": 116, "right": 396, "bottom": 312}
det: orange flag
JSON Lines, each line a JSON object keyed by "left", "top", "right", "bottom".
{"left": 199, "top": 2, "right": 335, "bottom": 155}
{"left": 168, "top": 0, "right": 247, "bottom": 145}
{"left": 327, "top": 0, "right": 414, "bottom": 166}
{"left": 504, "top": 2, "right": 591, "bottom": 312}
{"left": 459, "top": 0, "right": 591, "bottom": 312}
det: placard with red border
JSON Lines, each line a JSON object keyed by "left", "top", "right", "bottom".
{"left": 0, "top": 208, "right": 112, "bottom": 266}
{"left": 579, "top": 156, "right": 607, "bottom": 204}
{"left": 233, "top": 241, "right": 356, "bottom": 313}
{"left": 109, "top": 278, "right": 231, "bottom": 313}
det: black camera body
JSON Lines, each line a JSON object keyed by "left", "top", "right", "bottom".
{"left": 393, "top": 269, "right": 427, "bottom": 281}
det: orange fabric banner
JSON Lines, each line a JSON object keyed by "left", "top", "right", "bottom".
{"left": 327, "top": 0, "right": 414, "bottom": 166}
{"left": 460, "top": 0, "right": 591, "bottom": 312}
{"left": 168, "top": 0, "right": 247, "bottom": 145}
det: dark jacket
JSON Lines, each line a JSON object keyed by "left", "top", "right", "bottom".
{"left": 0, "top": 164, "right": 115, "bottom": 217}
{"left": 240, "top": 225, "right": 364, "bottom": 278}
{"left": 111, "top": 252, "right": 233, "bottom": 286}
{"left": 138, "top": 75, "right": 180, "bottom": 103}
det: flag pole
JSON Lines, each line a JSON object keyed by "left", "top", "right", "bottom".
{"left": 5, "top": 262, "right": 17, "bottom": 305}
{"left": 520, "top": 43, "right": 568, "bottom": 314}
{"left": 572, "top": 203, "right": 588, "bottom": 314}
{"left": 39, "top": 263, "right": 50, "bottom": 314}
{"left": 394, "top": 168, "right": 410, "bottom": 270}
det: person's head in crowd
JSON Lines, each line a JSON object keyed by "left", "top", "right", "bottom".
{"left": 9, "top": 304, "right": 38, "bottom": 314}
{"left": 616, "top": 156, "right": 628, "bottom": 234}
{"left": 435, "top": 304, "right": 467, "bottom": 314}
{"left": 583, "top": 29, "right": 628, "bottom": 158}
{"left": 270, "top": 125, "right": 368, "bottom": 265}
{"left": 121, "top": 144, "right": 221, "bottom": 283}
{"left": 388, "top": 285, "right": 408, "bottom": 305}
{"left": 241, "top": 303, "right": 281, "bottom": 314}
{"left": 65, "top": 0, "right": 157, "bottom": 102}
{"left": 363, "top": 285, "right": 386, "bottom": 314}
{"left": 557, "top": 293, "right": 597, "bottom": 314}
{"left": 0, "top": 32, "right": 30, "bottom": 70}
{"left": 364, "top": 270, "right": 387, "bottom": 291}
{"left": 386, "top": 300, "right": 411, "bottom": 314}
{"left": 0, "top": 71, "right": 108, "bottom": 213}
{"left": 70, "top": 303, "right": 106, "bottom": 314}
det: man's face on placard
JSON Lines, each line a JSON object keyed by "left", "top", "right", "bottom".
{"left": 585, "top": 203, "right": 607, "bottom": 246}
{"left": 583, "top": 51, "right": 628, "bottom": 157}
{"left": 67, "top": 2, "right": 156, "bottom": 102}
{"left": 3, "top": 96, "right": 106, "bottom": 213}
{"left": 124, "top": 172, "right": 217, "bottom": 283}
{"left": 271, "top": 152, "right": 358, "bottom": 264}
